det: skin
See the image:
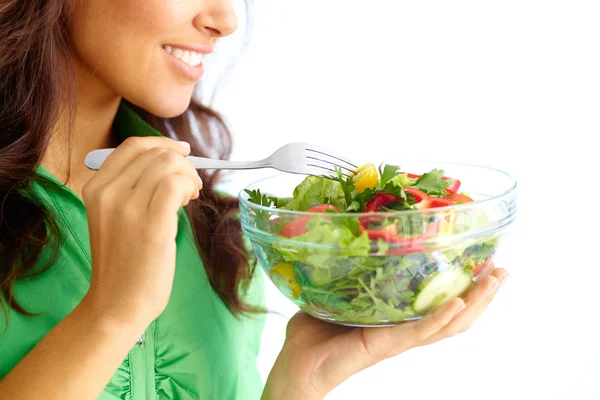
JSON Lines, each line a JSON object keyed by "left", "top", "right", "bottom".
{"left": 0, "top": 1, "right": 509, "bottom": 399}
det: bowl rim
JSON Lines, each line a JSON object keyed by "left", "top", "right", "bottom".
{"left": 238, "top": 160, "right": 517, "bottom": 217}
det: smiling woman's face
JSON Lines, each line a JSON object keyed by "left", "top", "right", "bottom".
{"left": 69, "top": 0, "right": 237, "bottom": 117}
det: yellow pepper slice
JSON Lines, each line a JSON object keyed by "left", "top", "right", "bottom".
{"left": 353, "top": 163, "right": 378, "bottom": 194}
{"left": 269, "top": 263, "right": 302, "bottom": 300}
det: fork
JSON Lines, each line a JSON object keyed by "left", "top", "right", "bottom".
{"left": 84, "top": 142, "right": 358, "bottom": 177}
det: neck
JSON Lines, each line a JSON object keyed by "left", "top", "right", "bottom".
{"left": 44, "top": 59, "right": 122, "bottom": 193}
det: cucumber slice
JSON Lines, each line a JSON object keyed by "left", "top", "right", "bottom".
{"left": 413, "top": 269, "right": 473, "bottom": 314}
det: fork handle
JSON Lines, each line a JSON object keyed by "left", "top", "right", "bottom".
{"left": 186, "top": 156, "right": 269, "bottom": 170}
{"left": 84, "top": 149, "right": 270, "bottom": 171}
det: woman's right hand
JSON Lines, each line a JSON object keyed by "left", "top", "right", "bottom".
{"left": 81, "top": 137, "right": 202, "bottom": 331}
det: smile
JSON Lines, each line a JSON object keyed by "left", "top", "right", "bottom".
{"left": 162, "top": 45, "right": 204, "bottom": 68}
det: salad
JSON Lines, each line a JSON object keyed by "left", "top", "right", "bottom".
{"left": 244, "top": 163, "right": 500, "bottom": 325}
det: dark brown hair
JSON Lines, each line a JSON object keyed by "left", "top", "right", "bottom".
{"left": 0, "top": 2, "right": 256, "bottom": 318}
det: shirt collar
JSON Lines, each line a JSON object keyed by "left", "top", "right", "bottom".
{"left": 113, "top": 101, "right": 164, "bottom": 140}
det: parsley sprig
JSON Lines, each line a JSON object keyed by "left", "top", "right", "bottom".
{"left": 411, "top": 169, "right": 453, "bottom": 196}
{"left": 244, "top": 189, "right": 279, "bottom": 230}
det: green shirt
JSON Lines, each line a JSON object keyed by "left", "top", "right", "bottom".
{"left": 0, "top": 103, "right": 266, "bottom": 399}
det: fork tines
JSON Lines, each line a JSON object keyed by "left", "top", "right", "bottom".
{"left": 305, "top": 146, "right": 358, "bottom": 178}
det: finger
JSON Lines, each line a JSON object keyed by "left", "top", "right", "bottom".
{"left": 132, "top": 150, "right": 202, "bottom": 202}
{"left": 109, "top": 147, "right": 169, "bottom": 189}
{"left": 93, "top": 137, "right": 191, "bottom": 183}
{"left": 409, "top": 297, "right": 466, "bottom": 341}
{"left": 348, "top": 298, "right": 464, "bottom": 365}
{"left": 475, "top": 259, "right": 496, "bottom": 278}
{"left": 418, "top": 269, "right": 508, "bottom": 345}
{"left": 456, "top": 269, "right": 509, "bottom": 333}
{"left": 147, "top": 174, "right": 198, "bottom": 234}
{"left": 465, "top": 270, "right": 504, "bottom": 307}
{"left": 110, "top": 147, "right": 202, "bottom": 196}
{"left": 453, "top": 267, "right": 507, "bottom": 315}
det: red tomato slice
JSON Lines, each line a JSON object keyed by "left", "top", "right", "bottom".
{"left": 280, "top": 204, "right": 339, "bottom": 238}
{"left": 281, "top": 217, "right": 310, "bottom": 238}
{"left": 306, "top": 204, "right": 339, "bottom": 213}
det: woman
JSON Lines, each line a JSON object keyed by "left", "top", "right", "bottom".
{"left": 0, "top": 1, "right": 508, "bottom": 399}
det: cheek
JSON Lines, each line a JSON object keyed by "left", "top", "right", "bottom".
{"left": 70, "top": 1, "right": 162, "bottom": 76}
{"left": 70, "top": 0, "right": 196, "bottom": 117}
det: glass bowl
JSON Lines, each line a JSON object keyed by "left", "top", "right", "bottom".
{"left": 239, "top": 162, "right": 516, "bottom": 326}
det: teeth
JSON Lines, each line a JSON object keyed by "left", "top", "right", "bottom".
{"left": 164, "top": 45, "right": 204, "bottom": 68}
{"left": 181, "top": 51, "right": 190, "bottom": 64}
{"left": 172, "top": 47, "right": 183, "bottom": 58}
{"left": 188, "top": 53, "right": 198, "bottom": 66}
{"left": 190, "top": 53, "right": 204, "bottom": 67}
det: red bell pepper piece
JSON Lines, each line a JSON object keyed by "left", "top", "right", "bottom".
{"left": 445, "top": 192, "right": 474, "bottom": 203}
{"left": 416, "top": 197, "right": 454, "bottom": 210}
{"left": 359, "top": 223, "right": 398, "bottom": 241}
{"left": 365, "top": 193, "right": 402, "bottom": 213}
{"left": 445, "top": 179, "right": 461, "bottom": 194}
{"left": 362, "top": 218, "right": 441, "bottom": 255}
{"left": 403, "top": 188, "right": 430, "bottom": 203}
{"left": 362, "top": 193, "right": 404, "bottom": 227}
{"left": 360, "top": 223, "right": 426, "bottom": 254}
{"left": 386, "top": 224, "right": 439, "bottom": 254}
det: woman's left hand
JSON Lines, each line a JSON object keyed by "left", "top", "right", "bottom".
{"left": 262, "top": 267, "right": 508, "bottom": 400}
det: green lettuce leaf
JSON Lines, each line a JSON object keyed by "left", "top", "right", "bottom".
{"left": 273, "top": 220, "right": 370, "bottom": 285}
{"left": 280, "top": 176, "right": 347, "bottom": 211}
{"left": 378, "top": 164, "right": 400, "bottom": 187}
{"left": 273, "top": 197, "right": 294, "bottom": 208}
{"left": 390, "top": 173, "right": 417, "bottom": 188}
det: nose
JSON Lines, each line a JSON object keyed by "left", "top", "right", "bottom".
{"left": 194, "top": 0, "right": 238, "bottom": 39}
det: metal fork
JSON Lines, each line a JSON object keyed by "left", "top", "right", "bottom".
{"left": 84, "top": 142, "right": 358, "bottom": 177}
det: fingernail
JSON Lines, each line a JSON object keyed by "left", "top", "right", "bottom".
{"left": 454, "top": 303, "right": 466, "bottom": 315}
{"left": 178, "top": 141, "right": 191, "bottom": 148}
{"left": 500, "top": 273, "right": 509, "bottom": 285}
{"left": 487, "top": 281, "right": 499, "bottom": 295}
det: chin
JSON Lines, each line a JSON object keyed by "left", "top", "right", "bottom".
{"left": 128, "top": 86, "right": 195, "bottom": 119}
{"left": 151, "top": 100, "right": 193, "bottom": 118}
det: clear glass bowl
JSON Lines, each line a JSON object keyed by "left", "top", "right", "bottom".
{"left": 239, "top": 162, "right": 517, "bottom": 326}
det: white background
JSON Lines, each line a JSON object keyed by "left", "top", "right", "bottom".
{"left": 202, "top": 1, "right": 600, "bottom": 399}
